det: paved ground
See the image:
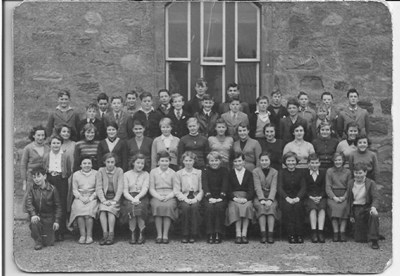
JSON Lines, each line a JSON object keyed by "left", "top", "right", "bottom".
{"left": 12, "top": 212, "right": 392, "bottom": 273}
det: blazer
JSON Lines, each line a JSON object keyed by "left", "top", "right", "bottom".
{"left": 304, "top": 170, "right": 326, "bottom": 198}
{"left": 42, "top": 151, "right": 73, "bottom": 179}
{"left": 46, "top": 108, "right": 81, "bottom": 141}
{"left": 221, "top": 111, "right": 249, "bottom": 140}
{"left": 347, "top": 178, "right": 379, "bottom": 216}
{"left": 97, "top": 138, "right": 128, "bottom": 172}
{"left": 151, "top": 135, "right": 180, "bottom": 169}
{"left": 166, "top": 109, "right": 190, "bottom": 138}
{"left": 184, "top": 96, "right": 202, "bottom": 116}
{"left": 77, "top": 118, "right": 106, "bottom": 140}
{"left": 126, "top": 137, "right": 153, "bottom": 172}
{"left": 249, "top": 111, "right": 271, "bottom": 139}
{"left": 103, "top": 111, "right": 130, "bottom": 140}
{"left": 128, "top": 110, "right": 163, "bottom": 139}
{"left": 227, "top": 169, "right": 255, "bottom": 200}
{"left": 252, "top": 167, "right": 278, "bottom": 201}
{"left": 337, "top": 106, "right": 369, "bottom": 138}
{"left": 218, "top": 102, "right": 250, "bottom": 116}
{"left": 233, "top": 138, "right": 262, "bottom": 171}
{"left": 267, "top": 104, "right": 288, "bottom": 138}
{"left": 279, "top": 116, "right": 311, "bottom": 145}
{"left": 194, "top": 110, "right": 220, "bottom": 137}
{"left": 95, "top": 167, "right": 124, "bottom": 203}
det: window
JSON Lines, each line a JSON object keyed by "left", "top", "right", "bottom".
{"left": 165, "top": 2, "right": 260, "bottom": 104}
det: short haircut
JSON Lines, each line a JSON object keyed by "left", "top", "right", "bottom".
{"left": 290, "top": 122, "right": 306, "bottom": 137}
{"left": 282, "top": 151, "right": 298, "bottom": 164}
{"left": 86, "top": 103, "right": 98, "bottom": 111}
{"left": 256, "top": 95, "right": 269, "bottom": 103}
{"left": 55, "top": 124, "right": 76, "bottom": 140}
{"left": 171, "top": 93, "right": 184, "bottom": 102}
{"left": 321, "top": 91, "right": 333, "bottom": 100}
{"left": 347, "top": 88, "right": 359, "bottom": 97}
{"left": 105, "top": 121, "right": 119, "bottom": 131}
{"left": 181, "top": 151, "right": 198, "bottom": 164}
{"left": 346, "top": 122, "right": 360, "bottom": 134}
{"left": 195, "top": 78, "right": 207, "bottom": 87}
{"left": 79, "top": 155, "right": 94, "bottom": 165}
{"left": 318, "top": 122, "right": 332, "bottom": 133}
{"left": 259, "top": 151, "right": 272, "bottom": 160}
{"left": 286, "top": 98, "right": 300, "bottom": 108}
{"left": 207, "top": 151, "right": 222, "bottom": 161}
{"left": 158, "top": 89, "right": 170, "bottom": 96}
{"left": 28, "top": 125, "right": 47, "bottom": 141}
{"left": 227, "top": 82, "right": 239, "bottom": 90}
{"left": 57, "top": 88, "right": 71, "bottom": 99}
{"left": 233, "top": 152, "right": 245, "bottom": 161}
{"left": 129, "top": 153, "right": 146, "bottom": 169}
{"left": 229, "top": 95, "right": 241, "bottom": 103}
{"left": 80, "top": 123, "right": 98, "bottom": 139}
{"left": 263, "top": 123, "right": 276, "bottom": 134}
{"left": 201, "top": 94, "right": 214, "bottom": 101}
{"left": 236, "top": 122, "right": 250, "bottom": 133}
{"left": 297, "top": 91, "right": 308, "bottom": 99}
{"left": 159, "top": 117, "right": 173, "bottom": 128}
{"left": 31, "top": 166, "right": 47, "bottom": 176}
{"left": 103, "top": 152, "right": 118, "bottom": 164}
{"left": 353, "top": 162, "right": 368, "bottom": 172}
{"left": 355, "top": 134, "right": 371, "bottom": 146}
{"left": 332, "top": 152, "right": 345, "bottom": 163}
{"left": 132, "top": 119, "right": 145, "bottom": 128}
{"left": 215, "top": 118, "right": 228, "bottom": 135}
{"left": 270, "top": 89, "right": 281, "bottom": 97}
{"left": 97, "top": 93, "right": 109, "bottom": 102}
{"left": 49, "top": 134, "right": 63, "bottom": 144}
{"left": 110, "top": 96, "right": 123, "bottom": 103}
{"left": 307, "top": 153, "right": 320, "bottom": 163}
{"left": 186, "top": 117, "right": 199, "bottom": 127}
{"left": 157, "top": 150, "right": 171, "bottom": 161}
{"left": 317, "top": 105, "right": 328, "bottom": 113}
{"left": 125, "top": 90, "right": 138, "bottom": 98}
{"left": 140, "top": 91, "right": 153, "bottom": 101}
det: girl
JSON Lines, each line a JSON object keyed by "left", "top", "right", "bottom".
{"left": 325, "top": 152, "right": 352, "bottom": 242}
{"left": 258, "top": 123, "right": 284, "bottom": 171}
{"left": 95, "top": 153, "right": 124, "bottom": 245}
{"left": 336, "top": 122, "right": 359, "bottom": 168}
{"left": 97, "top": 121, "right": 128, "bottom": 172}
{"left": 312, "top": 122, "right": 339, "bottom": 170}
{"left": 149, "top": 151, "right": 178, "bottom": 244}
{"left": 74, "top": 123, "right": 100, "bottom": 171}
{"left": 151, "top": 118, "right": 180, "bottom": 171}
{"left": 178, "top": 117, "right": 209, "bottom": 170}
{"left": 69, "top": 156, "right": 98, "bottom": 244}
{"left": 121, "top": 154, "right": 149, "bottom": 244}
{"left": 208, "top": 118, "right": 234, "bottom": 169}
{"left": 56, "top": 124, "right": 76, "bottom": 166}
{"left": 249, "top": 95, "right": 271, "bottom": 141}
{"left": 42, "top": 135, "right": 73, "bottom": 241}
{"left": 174, "top": 151, "right": 203, "bottom": 243}
{"left": 349, "top": 134, "right": 378, "bottom": 181}
{"left": 126, "top": 120, "right": 153, "bottom": 172}
{"left": 278, "top": 152, "right": 306, "bottom": 243}
{"left": 202, "top": 151, "right": 229, "bottom": 244}
{"left": 252, "top": 152, "right": 279, "bottom": 244}
{"left": 282, "top": 122, "right": 315, "bottom": 170}
{"left": 233, "top": 123, "right": 262, "bottom": 172}
{"left": 225, "top": 153, "right": 255, "bottom": 244}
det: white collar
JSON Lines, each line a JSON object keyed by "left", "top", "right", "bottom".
{"left": 139, "top": 107, "right": 154, "bottom": 113}
{"left": 310, "top": 170, "right": 319, "bottom": 176}
{"left": 56, "top": 105, "right": 72, "bottom": 112}
{"left": 181, "top": 168, "right": 198, "bottom": 176}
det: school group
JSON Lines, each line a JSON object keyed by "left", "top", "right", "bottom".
{"left": 21, "top": 78, "right": 381, "bottom": 251}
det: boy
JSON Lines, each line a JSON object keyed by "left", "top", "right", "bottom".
{"left": 348, "top": 162, "right": 381, "bottom": 249}
{"left": 124, "top": 90, "right": 140, "bottom": 115}
{"left": 103, "top": 96, "right": 130, "bottom": 140}
{"left": 97, "top": 93, "right": 110, "bottom": 119}
{"left": 219, "top": 82, "right": 250, "bottom": 115}
{"left": 221, "top": 96, "right": 249, "bottom": 140}
{"left": 156, "top": 89, "right": 173, "bottom": 115}
{"left": 167, "top": 93, "right": 190, "bottom": 138}
{"left": 184, "top": 78, "right": 209, "bottom": 116}
{"left": 279, "top": 98, "right": 310, "bottom": 145}
{"left": 311, "top": 105, "right": 337, "bottom": 139}
{"left": 267, "top": 89, "right": 289, "bottom": 139}
{"left": 321, "top": 91, "right": 339, "bottom": 131}
{"left": 337, "top": 88, "right": 369, "bottom": 139}
{"left": 194, "top": 94, "right": 220, "bottom": 137}
{"left": 128, "top": 92, "right": 163, "bottom": 138}
{"left": 46, "top": 88, "right": 80, "bottom": 141}
{"left": 297, "top": 91, "right": 317, "bottom": 126}
{"left": 25, "top": 167, "right": 62, "bottom": 250}
{"left": 304, "top": 153, "right": 326, "bottom": 243}
{"left": 77, "top": 103, "right": 106, "bottom": 140}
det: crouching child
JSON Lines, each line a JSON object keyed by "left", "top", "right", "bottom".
{"left": 24, "top": 167, "right": 62, "bottom": 250}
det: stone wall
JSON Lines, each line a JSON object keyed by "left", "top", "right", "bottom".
{"left": 13, "top": 1, "right": 392, "bottom": 212}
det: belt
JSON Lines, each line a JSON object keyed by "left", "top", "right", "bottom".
{"left": 49, "top": 171, "right": 62, "bottom": 177}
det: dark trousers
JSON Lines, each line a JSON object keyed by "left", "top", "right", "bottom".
{"left": 47, "top": 174, "right": 68, "bottom": 234}
{"left": 353, "top": 205, "right": 379, "bottom": 242}
{"left": 179, "top": 202, "right": 201, "bottom": 236}
{"left": 280, "top": 200, "right": 304, "bottom": 236}
{"left": 30, "top": 215, "right": 55, "bottom": 246}
{"left": 205, "top": 201, "right": 227, "bottom": 235}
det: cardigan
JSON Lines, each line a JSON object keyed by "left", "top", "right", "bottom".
{"left": 202, "top": 166, "right": 229, "bottom": 199}
{"left": 312, "top": 137, "right": 339, "bottom": 169}
{"left": 174, "top": 168, "right": 203, "bottom": 201}
{"left": 20, "top": 142, "right": 50, "bottom": 182}
{"left": 97, "top": 138, "right": 128, "bottom": 172}
{"left": 128, "top": 110, "right": 163, "bottom": 139}
{"left": 337, "top": 106, "right": 369, "bottom": 138}
{"left": 151, "top": 135, "right": 180, "bottom": 169}
{"left": 252, "top": 167, "right": 278, "bottom": 201}
{"left": 233, "top": 138, "right": 262, "bottom": 171}
{"left": 123, "top": 170, "right": 149, "bottom": 197}
{"left": 46, "top": 107, "right": 80, "bottom": 141}
{"left": 278, "top": 168, "right": 306, "bottom": 199}
{"left": 221, "top": 111, "right": 249, "bottom": 140}
{"left": 304, "top": 170, "right": 326, "bottom": 197}
{"left": 194, "top": 110, "right": 220, "bottom": 137}
{"left": 103, "top": 111, "right": 130, "bottom": 140}
{"left": 347, "top": 178, "right": 379, "bottom": 216}
{"left": 42, "top": 151, "right": 73, "bottom": 179}
{"left": 149, "top": 167, "right": 177, "bottom": 197}
{"left": 178, "top": 134, "right": 209, "bottom": 169}
{"left": 325, "top": 167, "right": 352, "bottom": 199}
{"left": 95, "top": 167, "right": 124, "bottom": 203}
{"left": 258, "top": 139, "right": 284, "bottom": 171}
{"left": 166, "top": 109, "right": 190, "bottom": 138}
{"left": 126, "top": 137, "right": 153, "bottom": 172}
{"left": 227, "top": 169, "right": 255, "bottom": 201}
{"left": 348, "top": 150, "right": 379, "bottom": 180}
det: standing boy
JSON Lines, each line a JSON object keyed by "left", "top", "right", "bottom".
{"left": 321, "top": 91, "right": 339, "bottom": 133}
{"left": 267, "top": 89, "right": 289, "bottom": 139}
{"left": 156, "top": 89, "right": 173, "bottom": 116}
{"left": 103, "top": 96, "right": 130, "bottom": 140}
{"left": 184, "top": 78, "right": 208, "bottom": 116}
{"left": 279, "top": 98, "right": 310, "bottom": 145}
{"left": 297, "top": 91, "right": 317, "bottom": 127}
{"left": 194, "top": 94, "right": 220, "bottom": 137}
{"left": 167, "top": 93, "right": 190, "bottom": 138}
{"left": 221, "top": 96, "right": 249, "bottom": 140}
{"left": 25, "top": 167, "right": 62, "bottom": 250}
{"left": 219, "top": 82, "right": 250, "bottom": 115}
{"left": 77, "top": 103, "right": 106, "bottom": 140}
{"left": 97, "top": 93, "right": 111, "bottom": 119}
{"left": 124, "top": 90, "right": 140, "bottom": 115}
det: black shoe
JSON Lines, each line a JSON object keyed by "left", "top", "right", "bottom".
{"left": 99, "top": 233, "right": 108, "bottom": 246}
{"left": 181, "top": 235, "right": 189, "bottom": 243}
{"left": 189, "top": 237, "right": 195, "bottom": 243}
{"left": 288, "top": 235, "right": 296, "bottom": 244}
{"left": 267, "top": 232, "right": 274, "bottom": 244}
{"left": 208, "top": 234, "right": 214, "bottom": 244}
{"left": 297, "top": 235, "right": 304, "bottom": 243}
{"left": 59, "top": 233, "right": 65, "bottom": 241}
{"left": 333, "top": 232, "right": 339, "bottom": 242}
{"left": 129, "top": 231, "right": 137, "bottom": 244}
{"left": 155, "top": 237, "right": 162, "bottom": 244}
{"left": 241, "top": 236, "right": 249, "bottom": 244}
{"left": 105, "top": 232, "right": 114, "bottom": 245}
{"left": 162, "top": 238, "right": 169, "bottom": 244}
{"left": 371, "top": 240, "right": 380, "bottom": 249}
{"left": 260, "top": 231, "right": 267, "bottom": 244}
{"left": 34, "top": 241, "right": 43, "bottom": 250}
{"left": 137, "top": 231, "right": 145, "bottom": 244}
{"left": 215, "top": 233, "right": 221, "bottom": 244}
{"left": 235, "top": 236, "right": 242, "bottom": 244}
{"left": 339, "top": 232, "right": 347, "bottom": 242}
{"left": 311, "top": 230, "right": 318, "bottom": 243}
{"left": 318, "top": 230, "right": 325, "bottom": 243}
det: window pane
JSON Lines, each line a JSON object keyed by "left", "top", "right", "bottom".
{"left": 237, "top": 3, "right": 258, "bottom": 59}
{"left": 237, "top": 63, "right": 257, "bottom": 104}
{"left": 168, "top": 62, "right": 188, "bottom": 96}
{"left": 167, "top": 2, "right": 188, "bottom": 58}
{"left": 203, "top": 66, "right": 223, "bottom": 103}
{"left": 203, "top": 2, "right": 223, "bottom": 62}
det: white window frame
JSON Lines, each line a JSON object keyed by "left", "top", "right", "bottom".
{"left": 234, "top": 63, "right": 260, "bottom": 99}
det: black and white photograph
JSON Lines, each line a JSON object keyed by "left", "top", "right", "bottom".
{"left": 5, "top": 0, "right": 397, "bottom": 273}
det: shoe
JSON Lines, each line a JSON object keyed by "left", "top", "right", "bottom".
{"left": 333, "top": 232, "right": 339, "bottom": 242}
{"left": 235, "top": 236, "right": 242, "bottom": 244}
{"left": 208, "top": 234, "right": 214, "bottom": 244}
{"left": 86, "top": 237, "right": 93, "bottom": 244}
{"left": 137, "top": 231, "right": 145, "bottom": 244}
{"left": 267, "top": 232, "right": 274, "bottom": 244}
{"left": 78, "top": 236, "right": 86, "bottom": 244}
{"left": 371, "top": 240, "right": 380, "bottom": 249}
{"left": 105, "top": 232, "right": 114, "bottom": 245}
{"left": 311, "top": 230, "right": 318, "bottom": 243}
{"left": 189, "top": 237, "right": 195, "bottom": 243}
{"left": 181, "top": 236, "right": 189, "bottom": 243}
{"left": 155, "top": 237, "right": 162, "bottom": 244}
{"left": 99, "top": 232, "right": 108, "bottom": 246}
{"left": 215, "top": 233, "right": 221, "bottom": 244}
{"left": 339, "top": 232, "right": 347, "bottom": 242}
{"left": 260, "top": 231, "right": 267, "bottom": 244}
{"left": 129, "top": 231, "right": 137, "bottom": 244}
{"left": 297, "top": 235, "right": 304, "bottom": 243}
{"left": 379, "top": 234, "right": 386, "bottom": 240}
{"left": 162, "top": 238, "right": 169, "bottom": 244}
{"left": 288, "top": 235, "right": 296, "bottom": 244}
{"left": 318, "top": 230, "right": 325, "bottom": 243}
{"left": 34, "top": 241, "right": 43, "bottom": 250}
{"left": 241, "top": 236, "right": 249, "bottom": 244}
